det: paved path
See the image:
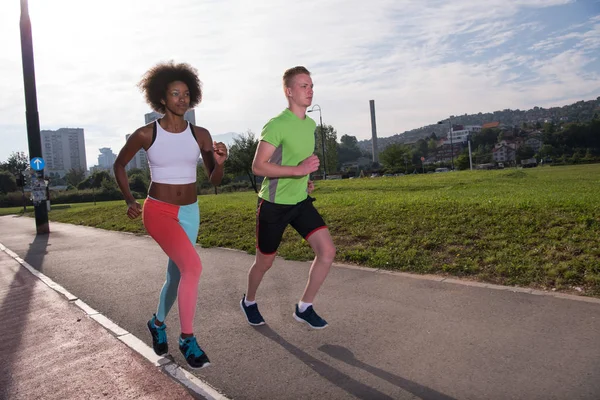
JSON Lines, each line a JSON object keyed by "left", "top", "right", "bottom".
{"left": 0, "top": 249, "right": 197, "bottom": 400}
{"left": 1, "top": 215, "right": 599, "bottom": 400}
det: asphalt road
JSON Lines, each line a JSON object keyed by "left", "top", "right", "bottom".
{"left": 1, "top": 215, "right": 599, "bottom": 400}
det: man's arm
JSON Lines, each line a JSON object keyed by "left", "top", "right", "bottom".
{"left": 252, "top": 140, "right": 320, "bottom": 178}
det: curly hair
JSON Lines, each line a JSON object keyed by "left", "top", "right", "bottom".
{"left": 138, "top": 61, "right": 202, "bottom": 113}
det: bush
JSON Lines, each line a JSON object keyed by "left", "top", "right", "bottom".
{"left": 0, "top": 191, "right": 31, "bottom": 207}
{"left": 0, "top": 171, "right": 17, "bottom": 194}
{"left": 128, "top": 173, "right": 148, "bottom": 193}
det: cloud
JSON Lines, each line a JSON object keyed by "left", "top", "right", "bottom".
{"left": 0, "top": 0, "right": 598, "bottom": 165}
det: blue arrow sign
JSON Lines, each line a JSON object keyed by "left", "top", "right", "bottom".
{"left": 31, "top": 157, "right": 45, "bottom": 171}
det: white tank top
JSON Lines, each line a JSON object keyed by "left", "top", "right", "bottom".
{"left": 146, "top": 120, "right": 200, "bottom": 184}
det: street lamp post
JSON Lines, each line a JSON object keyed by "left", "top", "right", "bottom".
{"left": 20, "top": 0, "right": 49, "bottom": 234}
{"left": 307, "top": 105, "right": 326, "bottom": 180}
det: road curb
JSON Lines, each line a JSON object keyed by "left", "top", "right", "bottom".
{"left": 0, "top": 241, "right": 230, "bottom": 400}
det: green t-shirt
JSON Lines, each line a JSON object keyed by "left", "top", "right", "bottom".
{"left": 258, "top": 108, "right": 316, "bottom": 205}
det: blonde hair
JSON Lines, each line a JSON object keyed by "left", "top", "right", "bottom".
{"left": 283, "top": 66, "right": 311, "bottom": 90}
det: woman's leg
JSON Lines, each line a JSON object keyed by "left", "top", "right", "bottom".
{"left": 155, "top": 203, "right": 199, "bottom": 323}
{"left": 143, "top": 198, "right": 202, "bottom": 334}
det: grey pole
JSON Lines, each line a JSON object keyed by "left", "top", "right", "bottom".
{"left": 369, "top": 100, "right": 379, "bottom": 164}
{"left": 449, "top": 117, "right": 454, "bottom": 170}
{"left": 468, "top": 136, "right": 473, "bottom": 170}
{"left": 20, "top": 0, "right": 49, "bottom": 234}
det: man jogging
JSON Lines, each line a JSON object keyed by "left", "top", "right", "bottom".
{"left": 240, "top": 66, "right": 336, "bottom": 329}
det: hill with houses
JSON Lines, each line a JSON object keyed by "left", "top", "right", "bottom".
{"left": 357, "top": 97, "right": 600, "bottom": 153}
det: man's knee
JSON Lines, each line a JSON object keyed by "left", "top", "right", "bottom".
{"left": 254, "top": 251, "right": 276, "bottom": 271}
{"left": 317, "top": 244, "right": 336, "bottom": 264}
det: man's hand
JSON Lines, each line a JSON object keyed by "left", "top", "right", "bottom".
{"left": 213, "top": 141, "right": 228, "bottom": 165}
{"left": 297, "top": 154, "right": 320, "bottom": 176}
{"left": 307, "top": 180, "right": 315, "bottom": 194}
{"left": 126, "top": 200, "right": 142, "bottom": 219}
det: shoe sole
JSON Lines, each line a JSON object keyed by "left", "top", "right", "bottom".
{"left": 293, "top": 313, "right": 328, "bottom": 329}
{"left": 147, "top": 322, "right": 168, "bottom": 356}
{"left": 240, "top": 300, "right": 266, "bottom": 326}
{"left": 187, "top": 361, "right": 211, "bottom": 370}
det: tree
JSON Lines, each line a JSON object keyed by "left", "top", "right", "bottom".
{"left": 90, "top": 170, "right": 112, "bottom": 188}
{"left": 0, "top": 170, "right": 17, "bottom": 194}
{"left": 379, "top": 143, "right": 411, "bottom": 171}
{"left": 128, "top": 173, "right": 148, "bottom": 193}
{"left": 472, "top": 128, "right": 499, "bottom": 148}
{"left": 415, "top": 138, "right": 429, "bottom": 157}
{"left": 0, "top": 152, "right": 29, "bottom": 176}
{"left": 127, "top": 167, "right": 150, "bottom": 181}
{"left": 516, "top": 146, "right": 535, "bottom": 162}
{"left": 100, "top": 176, "right": 119, "bottom": 195}
{"left": 315, "top": 125, "right": 338, "bottom": 174}
{"left": 538, "top": 144, "right": 555, "bottom": 159}
{"left": 427, "top": 138, "right": 438, "bottom": 154}
{"left": 65, "top": 168, "right": 86, "bottom": 188}
{"left": 225, "top": 130, "right": 259, "bottom": 192}
{"left": 338, "top": 134, "right": 362, "bottom": 165}
{"left": 456, "top": 151, "right": 470, "bottom": 170}
{"left": 78, "top": 170, "right": 113, "bottom": 190}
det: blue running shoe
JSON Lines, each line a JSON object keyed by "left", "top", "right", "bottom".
{"left": 293, "top": 304, "right": 328, "bottom": 329}
{"left": 147, "top": 314, "right": 168, "bottom": 355}
{"left": 179, "top": 336, "right": 211, "bottom": 369}
{"left": 240, "top": 294, "right": 266, "bottom": 326}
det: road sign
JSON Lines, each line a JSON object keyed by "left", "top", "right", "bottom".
{"left": 31, "top": 157, "right": 45, "bottom": 171}
{"left": 420, "top": 157, "right": 425, "bottom": 161}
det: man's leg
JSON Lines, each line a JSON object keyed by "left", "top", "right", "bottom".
{"left": 245, "top": 250, "right": 277, "bottom": 302}
{"left": 301, "top": 228, "right": 336, "bottom": 303}
{"left": 241, "top": 199, "right": 288, "bottom": 325}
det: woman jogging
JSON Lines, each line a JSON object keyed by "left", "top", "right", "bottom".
{"left": 114, "top": 61, "right": 227, "bottom": 369}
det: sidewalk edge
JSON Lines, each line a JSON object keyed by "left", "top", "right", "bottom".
{"left": 0, "top": 241, "right": 230, "bottom": 400}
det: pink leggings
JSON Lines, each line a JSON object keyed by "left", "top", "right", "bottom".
{"left": 143, "top": 197, "right": 202, "bottom": 334}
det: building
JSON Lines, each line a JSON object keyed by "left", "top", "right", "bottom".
{"left": 40, "top": 128, "right": 87, "bottom": 177}
{"left": 524, "top": 136, "right": 543, "bottom": 153}
{"left": 482, "top": 121, "right": 500, "bottom": 129}
{"left": 124, "top": 134, "right": 149, "bottom": 172}
{"left": 444, "top": 125, "right": 481, "bottom": 144}
{"left": 493, "top": 144, "right": 516, "bottom": 163}
{"left": 97, "top": 148, "right": 117, "bottom": 169}
{"left": 144, "top": 109, "right": 196, "bottom": 125}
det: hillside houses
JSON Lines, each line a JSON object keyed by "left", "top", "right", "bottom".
{"left": 420, "top": 122, "right": 545, "bottom": 167}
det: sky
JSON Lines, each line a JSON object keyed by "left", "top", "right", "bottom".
{"left": 1, "top": 0, "right": 599, "bottom": 168}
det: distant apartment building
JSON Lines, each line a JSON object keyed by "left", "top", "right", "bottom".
{"left": 524, "top": 137, "right": 543, "bottom": 153}
{"left": 493, "top": 144, "right": 516, "bottom": 163}
{"left": 40, "top": 128, "right": 87, "bottom": 177}
{"left": 445, "top": 125, "right": 481, "bottom": 144}
{"left": 144, "top": 109, "right": 196, "bottom": 125}
{"left": 98, "top": 147, "right": 117, "bottom": 169}
{"left": 125, "top": 134, "right": 149, "bottom": 171}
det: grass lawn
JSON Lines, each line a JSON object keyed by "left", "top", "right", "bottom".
{"left": 2, "top": 164, "right": 599, "bottom": 296}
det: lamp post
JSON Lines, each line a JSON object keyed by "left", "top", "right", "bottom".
{"left": 438, "top": 117, "right": 454, "bottom": 170}
{"left": 20, "top": 0, "right": 49, "bottom": 233}
{"left": 307, "top": 104, "right": 326, "bottom": 180}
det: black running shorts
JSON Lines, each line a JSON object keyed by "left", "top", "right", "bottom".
{"left": 256, "top": 196, "right": 327, "bottom": 255}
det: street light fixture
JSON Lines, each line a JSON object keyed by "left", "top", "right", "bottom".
{"left": 307, "top": 104, "right": 326, "bottom": 180}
